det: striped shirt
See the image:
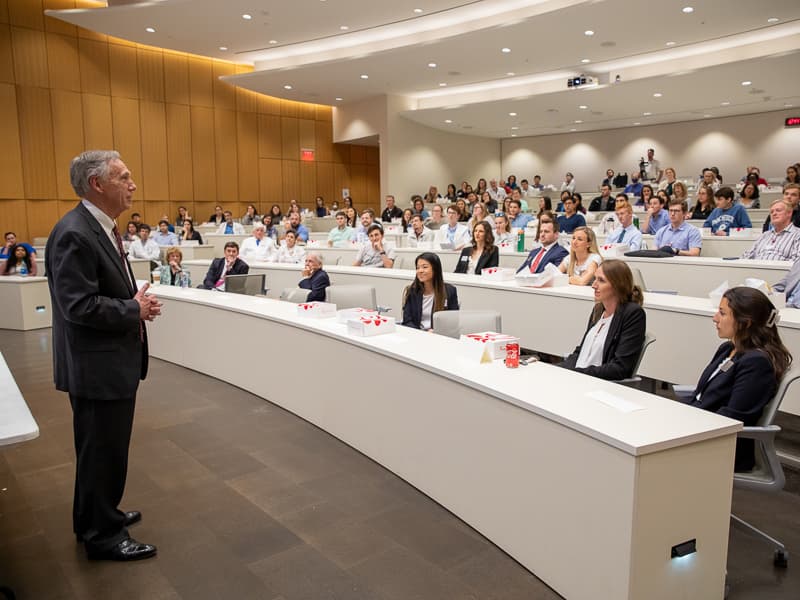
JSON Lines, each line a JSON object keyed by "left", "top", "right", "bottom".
{"left": 741, "top": 223, "right": 800, "bottom": 261}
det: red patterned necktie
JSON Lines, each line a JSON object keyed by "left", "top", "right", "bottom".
{"left": 529, "top": 247, "right": 546, "bottom": 273}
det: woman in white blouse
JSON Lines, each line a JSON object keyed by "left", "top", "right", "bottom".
{"left": 274, "top": 230, "right": 306, "bottom": 264}
{"left": 559, "top": 226, "right": 602, "bottom": 285}
{"left": 493, "top": 214, "right": 515, "bottom": 245}
{"left": 467, "top": 202, "right": 495, "bottom": 231}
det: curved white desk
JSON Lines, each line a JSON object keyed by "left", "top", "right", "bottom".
{"left": 0, "top": 276, "right": 52, "bottom": 330}
{"left": 148, "top": 286, "right": 738, "bottom": 600}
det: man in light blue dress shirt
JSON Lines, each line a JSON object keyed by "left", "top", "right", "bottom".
{"left": 653, "top": 199, "right": 702, "bottom": 256}
{"left": 605, "top": 200, "right": 642, "bottom": 250}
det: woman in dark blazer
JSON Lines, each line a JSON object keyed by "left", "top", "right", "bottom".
{"left": 686, "top": 287, "right": 792, "bottom": 471}
{"left": 559, "top": 259, "right": 645, "bottom": 380}
{"left": 401, "top": 252, "right": 459, "bottom": 330}
{"left": 298, "top": 252, "right": 330, "bottom": 302}
{"left": 454, "top": 221, "right": 499, "bottom": 275}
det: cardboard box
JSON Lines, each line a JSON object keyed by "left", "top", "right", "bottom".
{"left": 336, "top": 307, "right": 378, "bottom": 324}
{"left": 296, "top": 301, "right": 337, "bottom": 318}
{"left": 599, "top": 243, "right": 630, "bottom": 258}
{"left": 481, "top": 267, "right": 516, "bottom": 281}
{"left": 460, "top": 332, "right": 521, "bottom": 362}
{"left": 346, "top": 315, "right": 396, "bottom": 336}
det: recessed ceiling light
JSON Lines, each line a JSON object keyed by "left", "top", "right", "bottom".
{"left": 574, "top": 120, "right": 583, "bottom": 124}
{"left": 741, "top": 80, "right": 752, "bottom": 86}
{"left": 767, "top": 17, "right": 779, "bottom": 23}
{"left": 414, "top": 8, "right": 423, "bottom": 13}
{"left": 665, "top": 41, "right": 676, "bottom": 46}
{"left": 340, "top": 25, "right": 349, "bottom": 30}
{"left": 269, "top": 39, "right": 278, "bottom": 44}
{"left": 511, "top": 126, "right": 519, "bottom": 130}
{"left": 219, "top": 46, "right": 228, "bottom": 51}
{"left": 283, "top": 85, "right": 292, "bottom": 90}
{"left": 633, "top": 122, "right": 641, "bottom": 125}
{"left": 501, "top": 47, "right": 511, "bottom": 53}
{"left": 643, "top": 112, "right": 652, "bottom": 116}
{"left": 508, "top": 112, "right": 517, "bottom": 116}
{"left": 145, "top": 27, "right": 156, "bottom": 33}
{"left": 580, "top": 58, "right": 591, "bottom": 64}
{"left": 506, "top": 72, "right": 515, "bottom": 76}
{"left": 360, "top": 74, "right": 369, "bottom": 79}
{"left": 428, "top": 62, "right": 437, "bottom": 68}
{"left": 584, "top": 30, "right": 594, "bottom": 36}
{"left": 579, "top": 105, "right": 588, "bottom": 109}
{"left": 682, "top": 7, "right": 694, "bottom": 14}
{"left": 721, "top": 101, "right": 730, "bottom": 106}
{"left": 653, "top": 92, "right": 663, "bottom": 97}
{"left": 439, "top": 82, "right": 447, "bottom": 87}
{"left": 444, "top": 119, "right": 453, "bottom": 124}
{"left": 335, "top": 97, "right": 343, "bottom": 101}
{"left": 242, "top": 14, "right": 252, "bottom": 20}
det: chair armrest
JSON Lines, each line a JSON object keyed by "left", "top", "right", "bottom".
{"left": 738, "top": 425, "right": 781, "bottom": 442}
{"left": 672, "top": 384, "right": 694, "bottom": 402}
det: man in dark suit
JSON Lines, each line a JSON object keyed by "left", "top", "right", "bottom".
{"left": 515, "top": 221, "right": 568, "bottom": 274}
{"left": 46, "top": 150, "right": 161, "bottom": 561}
{"left": 200, "top": 241, "right": 250, "bottom": 289}
{"left": 298, "top": 252, "right": 331, "bottom": 302}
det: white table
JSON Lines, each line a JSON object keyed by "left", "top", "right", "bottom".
{"left": 0, "top": 276, "right": 52, "bottom": 330}
{"left": 0, "top": 351, "right": 39, "bottom": 445}
{"left": 148, "top": 286, "right": 739, "bottom": 600}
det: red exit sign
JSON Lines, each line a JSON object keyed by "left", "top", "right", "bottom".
{"left": 786, "top": 117, "right": 800, "bottom": 127}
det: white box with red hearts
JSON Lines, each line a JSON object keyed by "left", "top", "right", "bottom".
{"left": 336, "top": 307, "right": 378, "bottom": 324}
{"left": 459, "top": 332, "right": 520, "bottom": 362}
{"left": 480, "top": 267, "right": 516, "bottom": 281}
{"left": 346, "top": 314, "right": 396, "bottom": 336}
{"left": 296, "top": 301, "right": 337, "bottom": 318}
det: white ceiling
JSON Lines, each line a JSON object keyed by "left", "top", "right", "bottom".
{"left": 48, "top": 0, "right": 800, "bottom": 138}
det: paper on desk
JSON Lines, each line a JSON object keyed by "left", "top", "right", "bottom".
{"left": 586, "top": 390, "right": 645, "bottom": 413}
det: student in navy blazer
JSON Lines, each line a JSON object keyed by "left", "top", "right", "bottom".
{"left": 402, "top": 252, "right": 459, "bottom": 330}
{"left": 298, "top": 252, "right": 331, "bottom": 302}
{"left": 200, "top": 241, "right": 249, "bottom": 290}
{"left": 515, "top": 220, "right": 568, "bottom": 274}
{"left": 454, "top": 221, "right": 499, "bottom": 275}
{"left": 685, "top": 287, "right": 792, "bottom": 471}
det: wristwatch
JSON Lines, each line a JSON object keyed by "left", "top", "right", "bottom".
{"left": 379, "top": 251, "right": 386, "bottom": 255}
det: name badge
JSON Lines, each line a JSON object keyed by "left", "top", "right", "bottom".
{"left": 460, "top": 256, "right": 469, "bottom": 261}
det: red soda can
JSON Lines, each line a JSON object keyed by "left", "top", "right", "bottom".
{"left": 505, "top": 342, "right": 520, "bottom": 368}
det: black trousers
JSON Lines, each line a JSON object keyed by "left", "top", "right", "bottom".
{"left": 69, "top": 394, "right": 136, "bottom": 551}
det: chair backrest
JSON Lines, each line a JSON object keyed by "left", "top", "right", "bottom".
{"left": 326, "top": 285, "right": 377, "bottom": 310}
{"left": 758, "top": 366, "right": 800, "bottom": 426}
{"left": 432, "top": 310, "right": 502, "bottom": 339}
{"left": 631, "top": 332, "right": 656, "bottom": 376}
{"left": 629, "top": 267, "right": 647, "bottom": 292}
{"left": 394, "top": 256, "right": 404, "bottom": 269}
{"left": 280, "top": 287, "right": 309, "bottom": 303}
{"left": 225, "top": 273, "right": 266, "bottom": 296}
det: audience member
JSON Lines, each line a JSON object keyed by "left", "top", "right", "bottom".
{"left": 122, "top": 221, "right": 139, "bottom": 243}
{"left": 560, "top": 172, "right": 576, "bottom": 194}
{"left": 435, "top": 206, "right": 472, "bottom": 250}
{"left": 240, "top": 223, "right": 277, "bottom": 262}
{"left": 381, "top": 195, "right": 403, "bottom": 222}
{"left": 589, "top": 184, "right": 615, "bottom": 212}
{"left": 179, "top": 219, "right": 203, "bottom": 245}
{"left": 507, "top": 188, "right": 527, "bottom": 212}
{"left": 207, "top": 205, "right": 224, "bottom": 226}
{"left": 352, "top": 209, "right": 377, "bottom": 244}
{"left": 741, "top": 199, "right": 800, "bottom": 261}
{"left": 475, "top": 178, "right": 488, "bottom": 197}
{"left": 458, "top": 197, "right": 473, "bottom": 221}
{"left": 487, "top": 179, "right": 507, "bottom": 205}
{"left": 127, "top": 224, "right": 160, "bottom": 262}
{"left": 261, "top": 214, "right": 279, "bottom": 241}
{"left": 604, "top": 199, "right": 642, "bottom": 250}
{"left": 763, "top": 184, "right": 800, "bottom": 231}
{"left": 444, "top": 184, "right": 458, "bottom": 202}
{"left": 298, "top": 252, "right": 330, "bottom": 302}
{"left": 354, "top": 224, "right": 395, "bottom": 268}
{"left": 454, "top": 222, "right": 499, "bottom": 275}
{"left": 153, "top": 219, "right": 179, "bottom": 246}
{"left": 572, "top": 192, "right": 587, "bottom": 215}
{"left": 623, "top": 172, "right": 643, "bottom": 197}
{"left": 531, "top": 175, "right": 545, "bottom": 190}
{"left": 493, "top": 213, "right": 515, "bottom": 245}
{"left": 287, "top": 211, "right": 309, "bottom": 241}
{"left": 556, "top": 196, "right": 586, "bottom": 234}
{"left": 558, "top": 260, "right": 646, "bottom": 380}
{"left": 654, "top": 199, "right": 702, "bottom": 256}
{"left": 640, "top": 148, "right": 663, "bottom": 183}
{"left": 157, "top": 247, "right": 190, "bottom": 287}
{"left": 505, "top": 175, "right": 518, "bottom": 191}
{"left": 242, "top": 204, "right": 259, "bottom": 225}
{"left": 0, "top": 243, "right": 37, "bottom": 276}
{"left": 519, "top": 179, "right": 536, "bottom": 199}
{"left": 468, "top": 202, "right": 495, "bottom": 230}
{"left": 401, "top": 208, "right": 414, "bottom": 232}
{"left": 200, "top": 241, "right": 249, "bottom": 290}
{"left": 786, "top": 165, "right": 800, "bottom": 186}
{"left": 673, "top": 181, "right": 689, "bottom": 205}
{"left": 684, "top": 287, "right": 791, "bottom": 471}
{"left": 401, "top": 252, "right": 459, "bottom": 330}
{"left": 555, "top": 190, "right": 571, "bottom": 212}
{"left": 704, "top": 186, "right": 752, "bottom": 235}
{"left": 345, "top": 206, "right": 359, "bottom": 228}
{"left": 602, "top": 169, "right": 615, "bottom": 188}
{"left": 314, "top": 197, "right": 328, "bottom": 217}
{"left": 130, "top": 212, "right": 142, "bottom": 226}
{"left": 642, "top": 194, "right": 670, "bottom": 235}
{"left": 480, "top": 190, "right": 498, "bottom": 214}
{"left": 697, "top": 168, "right": 721, "bottom": 192}
{"left": 559, "top": 226, "right": 601, "bottom": 285}
{"left": 407, "top": 215, "right": 435, "bottom": 247}
{"left": 412, "top": 196, "right": 430, "bottom": 220}
{"left": 425, "top": 204, "right": 445, "bottom": 230}
{"left": 275, "top": 230, "right": 306, "bottom": 264}
{"left": 773, "top": 257, "right": 800, "bottom": 307}
{"left": 1, "top": 232, "right": 36, "bottom": 261}
{"left": 216, "top": 211, "right": 245, "bottom": 235}
{"left": 175, "top": 206, "right": 190, "bottom": 228}
{"left": 690, "top": 184, "right": 715, "bottom": 220}
{"left": 269, "top": 204, "right": 283, "bottom": 225}
{"left": 516, "top": 220, "right": 568, "bottom": 274}
{"left": 536, "top": 196, "right": 552, "bottom": 218}
{"left": 639, "top": 183, "right": 655, "bottom": 208}
{"left": 658, "top": 167, "right": 677, "bottom": 196}
{"left": 327, "top": 211, "right": 355, "bottom": 247}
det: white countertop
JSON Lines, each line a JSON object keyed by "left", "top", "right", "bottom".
{"left": 0, "top": 351, "right": 39, "bottom": 445}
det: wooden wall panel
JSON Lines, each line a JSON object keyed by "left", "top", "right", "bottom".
{"left": 315, "top": 104, "right": 332, "bottom": 122}
{"left": 314, "top": 120, "right": 333, "bottom": 163}
{"left": 190, "top": 105, "right": 216, "bottom": 202}
{"left": 163, "top": 51, "right": 189, "bottom": 105}
{"left": 50, "top": 89, "right": 83, "bottom": 199}
{"left": 298, "top": 102, "right": 315, "bottom": 121}
{"left": 280, "top": 99, "right": 298, "bottom": 118}
{"left": 26, "top": 198, "right": 57, "bottom": 237}
{"left": 0, "top": 199, "right": 29, "bottom": 239}
{"left": 143, "top": 200, "right": 170, "bottom": 226}
{"left": 139, "top": 100, "right": 169, "bottom": 200}
{"left": 81, "top": 93, "right": 113, "bottom": 149}
{"left": 258, "top": 158, "right": 281, "bottom": 206}
{"left": 350, "top": 145, "right": 366, "bottom": 165}
{"left": 188, "top": 58, "right": 213, "bottom": 108}
{"left": 110, "top": 96, "right": 142, "bottom": 193}
{"left": 78, "top": 37, "right": 110, "bottom": 96}
{"left": 0, "top": 83, "right": 24, "bottom": 198}
{"left": 333, "top": 163, "right": 350, "bottom": 204}
{"left": 257, "top": 93, "right": 280, "bottom": 115}
{"left": 194, "top": 201, "right": 216, "bottom": 224}
{"left": 298, "top": 118, "right": 315, "bottom": 152}
{"left": 315, "top": 162, "right": 334, "bottom": 204}
{"left": 8, "top": 0, "right": 43, "bottom": 30}
{"left": 236, "top": 85, "right": 258, "bottom": 114}
{"left": 258, "top": 114, "right": 281, "bottom": 159}
{"left": 11, "top": 27, "right": 48, "bottom": 87}
{"left": 44, "top": 1, "right": 78, "bottom": 37}
{"left": 282, "top": 160, "right": 299, "bottom": 202}
{"left": 366, "top": 146, "right": 379, "bottom": 166}
{"left": 236, "top": 111, "right": 258, "bottom": 203}
{"left": 0, "top": 0, "right": 8, "bottom": 24}
{"left": 212, "top": 61, "right": 235, "bottom": 110}
{"left": 137, "top": 48, "right": 164, "bottom": 102}
{"left": 332, "top": 143, "right": 350, "bottom": 165}
{"left": 348, "top": 164, "right": 368, "bottom": 206}
{"left": 299, "top": 161, "right": 316, "bottom": 204}
{"left": 108, "top": 43, "right": 138, "bottom": 98}
{"left": 58, "top": 199, "right": 76, "bottom": 217}
{"left": 366, "top": 164, "right": 380, "bottom": 206}
{"left": 165, "top": 102, "right": 193, "bottom": 201}
{"left": 0, "top": 25, "right": 15, "bottom": 83}
{"left": 281, "top": 116, "right": 298, "bottom": 160}
{"left": 213, "top": 108, "right": 237, "bottom": 202}
{"left": 17, "top": 86, "right": 56, "bottom": 198}
{"left": 46, "top": 33, "right": 80, "bottom": 91}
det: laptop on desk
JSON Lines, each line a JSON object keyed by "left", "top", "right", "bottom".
{"left": 224, "top": 273, "right": 267, "bottom": 296}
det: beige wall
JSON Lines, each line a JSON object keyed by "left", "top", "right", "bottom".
{"left": 502, "top": 109, "right": 800, "bottom": 193}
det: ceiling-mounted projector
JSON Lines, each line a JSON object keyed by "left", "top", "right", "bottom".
{"left": 567, "top": 75, "right": 595, "bottom": 88}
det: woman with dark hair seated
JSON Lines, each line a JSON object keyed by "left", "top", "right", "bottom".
{"left": 685, "top": 287, "right": 792, "bottom": 471}
{"left": 559, "top": 259, "right": 645, "bottom": 380}
{"left": 0, "top": 244, "right": 37, "bottom": 276}
{"left": 401, "top": 252, "right": 459, "bottom": 330}
{"left": 454, "top": 221, "right": 499, "bottom": 275}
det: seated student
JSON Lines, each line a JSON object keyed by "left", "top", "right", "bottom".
{"left": 623, "top": 172, "right": 643, "bottom": 197}
{"left": 424, "top": 204, "right": 445, "bottom": 230}
{"left": 239, "top": 223, "right": 277, "bottom": 262}
{"left": 206, "top": 205, "right": 225, "bottom": 226}
{"left": 127, "top": 224, "right": 160, "bottom": 262}
{"left": 641, "top": 194, "right": 670, "bottom": 235}
{"left": 773, "top": 256, "right": 800, "bottom": 307}
{"left": 556, "top": 196, "right": 586, "bottom": 234}
{"left": 690, "top": 184, "right": 715, "bottom": 221}
{"left": 175, "top": 206, "right": 190, "bottom": 229}
{"left": 516, "top": 220, "right": 568, "bottom": 274}
{"left": 589, "top": 184, "right": 616, "bottom": 212}
{"left": 381, "top": 195, "right": 403, "bottom": 223}
{"left": 158, "top": 246, "right": 190, "bottom": 287}
{"left": 506, "top": 198, "right": 533, "bottom": 229}
{"left": 352, "top": 209, "right": 378, "bottom": 244}
{"left": 286, "top": 211, "right": 310, "bottom": 242}
{"left": 200, "top": 241, "right": 249, "bottom": 290}
{"left": 179, "top": 219, "right": 203, "bottom": 245}
{"left": 260, "top": 214, "right": 279, "bottom": 241}
{"left": 407, "top": 214, "right": 435, "bottom": 247}
{"left": 741, "top": 199, "right": 800, "bottom": 261}
{"left": 401, "top": 252, "right": 459, "bottom": 330}
{"left": 683, "top": 287, "right": 792, "bottom": 471}
{"left": 275, "top": 229, "right": 306, "bottom": 264}
{"left": 653, "top": 199, "right": 702, "bottom": 256}
{"left": 122, "top": 221, "right": 139, "bottom": 243}
{"left": 0, "top": 244, "right": 37, "bottom": 276}
{"left": 455, "top": 221, "right": 499, "bottom": 275}
{"left": 602, "top": 169, "right": 615, "bottom": 188}
{"left": 555, "top": 190, "right": 571, "bottom": 213}
{"left": 327, "top": 211, "right": 354, "bottom": 247}
{"left": 434, "top": 206, "right": 472, "bottom": 250}
{"left": 762, "top": 183, "right": 800, "bottom": 232}
{"left": 353, "top": 223, "right": 395, "bottom": 268}
{"left": 298, "top": 252, "right": 330, "bottom": 302}
{"left": 1, "top": 232, "right": 36, "bottom": 261}
{"left": 704, "top": 186, "right": 752, "bottom": 235}
{"left": 216, "top": 211, "right": 245, "bottom": 235}
{"left": 493, "top": 213, "right": 515, "bottom": 245}
{"left": 559, "top": 226, "right": 601, "bottom": 285}
{"left": 605, "top": 199, "right": 643, "bottom": 250}
{"left": 558, "top": 260, "right": 646, "bottom": 380}
{"left": 153, "top": 219, "right": 179, "bottom": 246}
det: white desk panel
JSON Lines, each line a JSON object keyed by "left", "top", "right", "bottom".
{"left": 148, "top": 286, "right": 737, "bottom": 600}
{"left": 0, "top": 351, "right": 39, "bottom": 445}
{"left": 0, "top": 277, "right": 52, "bottom": 330}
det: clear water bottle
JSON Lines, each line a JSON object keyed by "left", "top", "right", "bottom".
{"left": 180, "top": 272, "right": 189, "bottom": 288}
{"left": 19, "top": 264, "right": 28, "bottom": 276}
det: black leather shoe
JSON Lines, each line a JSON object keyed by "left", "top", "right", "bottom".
{"left": 123, "top": 510, "right": 142, "bottom": 526}
{"left": 86, "top": 538, "right": 157, "bottom": 561}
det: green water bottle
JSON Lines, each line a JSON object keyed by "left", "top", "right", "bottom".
{"left": 633, "top": 215, "right": 640, "bottom": 229}
{"left": 516, "top": 229, "right": 525, "bottom": 253}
